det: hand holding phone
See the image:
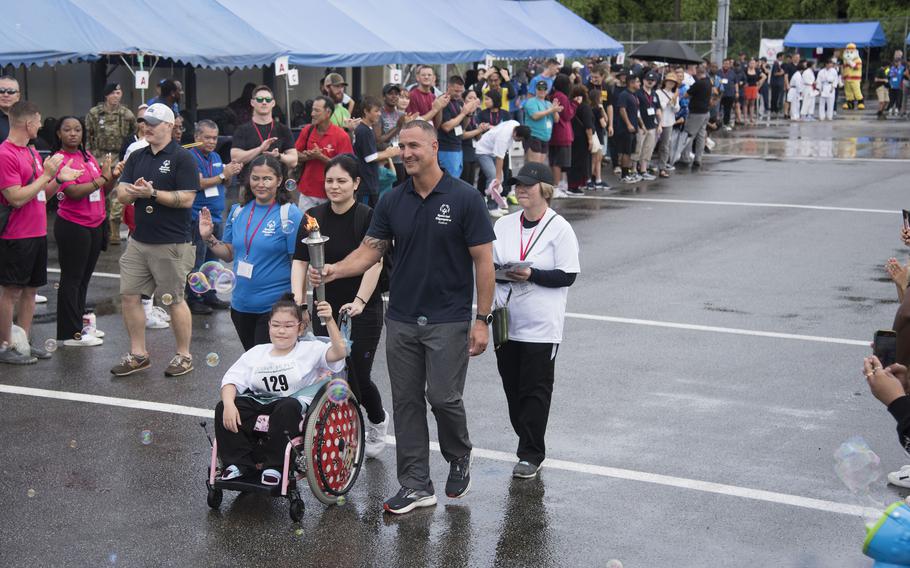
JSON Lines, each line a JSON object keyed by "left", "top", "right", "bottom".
{"left": 873, "top": 329, "right": 898, "bottom": 368}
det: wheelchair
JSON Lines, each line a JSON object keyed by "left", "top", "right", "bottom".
{"left": 204, "top": 379, "right": 365, "bottom": 522}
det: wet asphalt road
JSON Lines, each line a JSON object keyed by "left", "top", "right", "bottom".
{"left": 2, "top": 112, "right": 910, "bottom": 567}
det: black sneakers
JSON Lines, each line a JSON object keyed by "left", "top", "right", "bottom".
{"left": 383, "top": 486, "right": 437, "bottom": 514}
{"left": 445, "top": 452, "right": 472, "bottom": 498}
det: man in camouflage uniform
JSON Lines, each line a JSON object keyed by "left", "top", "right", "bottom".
{"left": 86, "top": 83, "right": 136, "bottom": 244}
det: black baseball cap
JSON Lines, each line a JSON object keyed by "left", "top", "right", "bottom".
{"left": 382, "top": 83, "right": 401, "bottom": 95}
{"left": 508, "top": 162, "right": 554, "bottom": 186}
{"left": 535, "top": 80, "right": 548, "bottom": 90}
{"left": 644, "top": 71, "right": 659, "bottom": 82}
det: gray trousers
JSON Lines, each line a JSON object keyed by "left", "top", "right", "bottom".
{"left": 385, "top": 318, "right": 472, "bottom": 492}
{"left": 683, "top": 112, "right": 709, "bottom": 164}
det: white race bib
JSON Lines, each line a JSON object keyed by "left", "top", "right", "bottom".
{"left": 89, "top": 190, "right": 102, "bottom": 202}
{"left": 721, "top": 78, "right": 729, "bottom": 85}
{"left": 204, "top": 187, "right": 219, "bottom": 198}
{"left": 36, "top": 190, "right": 46, "bottom": 202}
{"left": 546, "top": 120, "right": 552, "bottom": 130}
{"left": 646, "top": 107, "right": 656, "bottom": 116}
{"left": 253, "top": 360, "right": 299, "bottom": 394}
{"left": 237, "top": 260, "right": 254, "bottom": 279}
{"left": 454, "top": 126, "right": 463, "bottom": 137}
{"left": 364, "top": 152, "right": 379, "bottom": 163}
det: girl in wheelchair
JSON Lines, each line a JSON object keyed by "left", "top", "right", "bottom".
{"left": 215, "top": 294, "right": 347, "bottom": 486}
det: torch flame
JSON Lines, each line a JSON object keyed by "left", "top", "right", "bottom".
{"left": 305, "top": 214, "right": 320, "bottom": 232}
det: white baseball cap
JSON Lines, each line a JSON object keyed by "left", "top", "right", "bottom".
{"left": 143, "top": 103, "right": 175, "bottom": 125}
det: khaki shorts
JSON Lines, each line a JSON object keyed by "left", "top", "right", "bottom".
{"left": 632, "top": 128, "right": 658, "bottom": 163}
{"left": 119, "top": 239, "right": 195, "bottom": 302}
{"left": 877, "top": 86, "right": 890, "bottom": 103}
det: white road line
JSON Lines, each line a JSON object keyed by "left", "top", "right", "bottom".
{"left": 710, "top": 153, "right": 910, "bottom": 164}
{"left": 564, "top": 195, "right": 896, "bottom": 215}
{"left": 565, "top": 313, "right": 869, "bottom": 346}
{"left": 0, "top": 383, "right": 865, "bottom": 517}
{"left": 47, "top": 267, "right": 121, "bottom": 279}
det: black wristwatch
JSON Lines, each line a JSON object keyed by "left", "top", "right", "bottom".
{"left": 476, "top": 313, "right": 493, "bottom": 325}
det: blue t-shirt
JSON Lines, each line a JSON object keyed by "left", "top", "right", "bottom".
{"left": 190, "top": 149, "right": 225, "bottom": 222}
{"left": 889, "top": 65, "right": 906, "bottom": 89}
{"left": 224, "top": 201, "right": 303, "bottom": 314}
{"left": 523, "top": 98, "right": 553, "bottom": 142}
{"left": 367, "top": 173, "right": 495, "bottom": 324}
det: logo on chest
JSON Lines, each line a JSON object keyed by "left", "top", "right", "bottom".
{"left": 262, "top": 219, "right": 278, "bottom": 236}
{"left": 435, "top": 203, "right": 452, "bottom": 225}
{"left": 159, "top": 159, "right": 171, "bottom": 174}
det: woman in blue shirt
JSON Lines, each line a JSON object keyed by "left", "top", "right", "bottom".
{"left": 199, "top": 154, "right": 303, "bottom": 350}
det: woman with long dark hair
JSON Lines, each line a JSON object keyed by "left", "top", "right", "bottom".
{"left": 199, "top": 154, "right": 303, "bottom": 349}
{"left": 53, "top": 116, "right": 123, "bottom": 346}
{"left": 566, "top": 85, "right": 593, "bottom": 194}
{"left": 547, "top": 74, "right": 575, "bottom": 190}
{"left": 291, "top": 154, "right": 391, "bottom": 458}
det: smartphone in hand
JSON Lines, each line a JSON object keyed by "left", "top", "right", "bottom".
{"left": 873, "top": 329, "right": 898, "bottom": 368}
{"left": 902, "top": 209, "right": 910, "bottom": 230}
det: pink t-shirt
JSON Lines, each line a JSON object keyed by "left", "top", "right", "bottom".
{"left": 0, "top": 140, "right": 48, "bottom": 239}
{"left": 55, "top": 150, "right": 106, "bottom": 228}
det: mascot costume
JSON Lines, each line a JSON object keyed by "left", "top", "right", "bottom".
{"left": 842, "top": 42, "right": 865, "bottom": 110}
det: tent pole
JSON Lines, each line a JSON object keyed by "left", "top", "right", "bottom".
{"left": 285, "top": 73, "right": 291, "bottom": 128}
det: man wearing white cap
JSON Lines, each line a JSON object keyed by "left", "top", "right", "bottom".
{"left": 110, "top": 103, "right": 201, "bottom": 378}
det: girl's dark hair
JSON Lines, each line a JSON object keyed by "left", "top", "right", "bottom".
{"left": 570, "top": 84, "right": 589, "bottom": 103}
{"left": 53, "top": 115, "right": 90, "bottom": 161}
{"left": 242, "top": 154, "right": 291, "bottom": 206}
{"left": 324, "top": 153, "right": 361, "bottom": 180}
{"left": 270, "top": 293, "right": 303, "bottom": 322}
{"left": 552, "top": 73, "right": 572, "bottom": 96}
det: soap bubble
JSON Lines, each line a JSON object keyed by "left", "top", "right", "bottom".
{"left": 326, "top": 378, "right": 349, "bottom": 404}
{"left": 204, "top": 323, "right": 210, "bottom": 330}
{"left": 199, "top": 260, "right": 225, "bottom": 283}
{"left": 44, "top": 339, "right": 58, "bottom": 353}
{"left": 73, "top": 332, "right": 82, "bottom": 341}
{"left": 53, "top": 282, "right": 59, "bottom": 289}
{"left": 206, "top": 352, "right": 220, "bottom": 367}
{"left": 605, "top": 561, "right": 623, "bottom": 568}
{"left": 336, "top": 495, "right": 346, "bottom": 506}
{"left": 294, "top": 528, "right": 303, "bottom": 536}
{"left": 82, "top": 325, "right": 94, "bottom": 337}
{"left": 285, "top": 179, "right": 298, "bottom": 192}
{"left": 834, "top": 437, "right": 881, "bottom": 494}
{"left": 27, "top": 488, "right": 36, "bottom": 498}
{"left": 69, "top": 440, "right": 77, "bottom": 449}
{"left": 140, "top": 430, "right": 153, "bottom": 445}
{"left": 160, "top": 293, "right": 174, "bottom": 306}
{"left": 187, "top": 272, "right": 211, "bottom": 294}
{"left": 108, "top": 553, "right": 117, "bottom": 564}
{"left": 145, "top": 205, "right": 154, "bottom": 214}
{"left": 57, "top": 192, "right": 64, "bottom": 201}
{"left": 214, "top": 271, "right": 236, "bottom": 294}
{"left": 281, "top": 218, "right": 296, "bottom": 235}
{"left": 417, "top": 316, "right": 428, "bottom": 326}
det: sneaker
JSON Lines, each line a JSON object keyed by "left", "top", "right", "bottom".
{"left": 35, "top": 294, "right": 47, "bottom": 304}
{"left": 0, "top": 344, "right": 37, "bottom": 365}
{"left": 620, "top": 175, "right": 637, "bottom": 184}
{"left": 584, "top": 181, "right": 597, "bottom": 190}
{"left": 445, "top": 452, "right": 472, "bottom": 498}
{"left": 665, "top": 165, "right": 676, "bottom": 172}
{"left": 512, "top": 460, "right": 542, "bottom": 479}
{"left": 153, "top": 306, "right": 171, "bottom": 323}
{"left": 551, "top": 187, "right": 569, "bottom": 199}
{"left": 365, "top": 410, "right": 389, "bottom": 459}
{"left": 506, "top": 194, "right": 519, "bottom": 206}
{"left": 383, "top": 486, "right": 437, "bottom": 514}
{"left": 630, "top": 173, "right": 643, "bottom": 182}
{"left": 261, "top": 468, "right": 281, "bottom": 486}
{"left": 692, "top": 162, "right": 702, "bottom": 169}
{"left": 204, "top": 297, "right": 231, "bottom": 310}
{"left": 221, "top": 465, "right": 245, "bottom": 481}
{"left": 723, "top": 125, "right": 733, "bottom": 131}
{"left": 164, "top": 354, "right": 193, "bottom": 377}
{"left": 640, "top": 173, "right": 657, "bottom": 181}
{"left": 489, "top": 208, "right": 506, "bottom": 218}
{"left": 28, "top": 341, "right": 52, "bottom": 359}
{"left": 612, "top": 167, "right": 621, "bottom": 175}
{"left": 567, "top": 187, "right": 585, "bottom": 195}
{"left": 189, "top": 302, "right": 213, "bottom": 315}
{"left": 146, "top": 306, "right": 170, "bottom": 329}
{"left": 595, "top": 180, "right": 611, "bottom": 190}
{"left": 887, "top": 465, "right": 910, "bottom": 489}
{"left": 111, "top": 353, "right": 151, "bottom": 376}
{"left": 93, "top": 329, "right": 106, "bottom": 338}
{"left": 63, "top": 334, "right": 103, "bottom": 347}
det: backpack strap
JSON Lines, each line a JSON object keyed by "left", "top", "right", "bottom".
{"left": 280, "top": 202, "right": 291, "bottom": 232}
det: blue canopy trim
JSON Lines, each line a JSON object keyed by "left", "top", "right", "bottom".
{"left": 783, "top": 22, "right": 887, "bottom": 49}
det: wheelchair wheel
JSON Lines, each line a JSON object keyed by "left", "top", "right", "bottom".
{"left": 206, "top": 485, "right": 223, "bottom": 509}
{"left": 289, "top": 496, "right": 305, "bottom": 522}
{"left": 303, "top": 386, "right": 365, "bottom": 505}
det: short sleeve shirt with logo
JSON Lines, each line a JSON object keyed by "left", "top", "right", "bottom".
{"left": 294, "top": 124, "right": 354, "bottom": 198}
{"left": 0, "top": 140, "right": 46, "bottom": 239}
{"left": 367, "top": 173, "right": 495, "bottom": 324}
{"left": 55, "top": 150, "right": 106, "bottom": 228}
{"left": 232, "top": 120, "right": 294, "bottom": 184}
{"left": 119, "top": 140, "right": 201, "bottom": 244}
{"left": 190, "top": 149, "right": 226, "bottom": 223}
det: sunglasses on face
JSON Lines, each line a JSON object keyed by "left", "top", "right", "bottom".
{"left": 255, "top": 96, "right": 273, "bottom": 103}
{"left": 0, "top": 88, "right": 19, "bottom": 95}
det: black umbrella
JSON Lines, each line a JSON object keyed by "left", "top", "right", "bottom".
{"left": 628, "top": 40, "right": 704, "bottom": 65}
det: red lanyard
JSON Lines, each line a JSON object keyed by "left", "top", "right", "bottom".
{"left": 193, "top": 149, "right": 213, "bottom": 178}
{"left": 253, "top": 121, "right": 274, "bottom": 144}
{"left": 243, "top": 201, "right": 276, "bottom": 258}
{"left": 519, "top": 213, "right": 541, "bottom": 261}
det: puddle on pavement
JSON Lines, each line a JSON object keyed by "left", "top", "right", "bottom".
{"left": 713, "top": 136, "right": 910, "bottom": 160}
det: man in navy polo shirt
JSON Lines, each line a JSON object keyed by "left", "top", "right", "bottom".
{"left": 111, "top": 103, "right": 201, "bottom": 379}
{"left": 186, "top": 119, "right": 241, "bottom": 314}
{"left": 309, "top": 120, "right": 495, "bottom": 515}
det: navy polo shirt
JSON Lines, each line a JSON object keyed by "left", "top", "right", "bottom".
{"left": 120, "top": 139, "right": 200, "bottom": 244}
{"left": 367, "top": 172, "right": 495, "bottom": 324}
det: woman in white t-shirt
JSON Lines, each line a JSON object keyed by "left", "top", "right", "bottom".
{"left": 215, "top": 294, "right": 346, "bottom": 486}
{"left": 492, "top": 162, "right": 580, "bottom": 479}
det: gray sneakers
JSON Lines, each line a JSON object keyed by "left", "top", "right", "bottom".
{"left": 0, "top": 345, "right": 37, "bottom": 365}
{"left": 512, "top": 460, "right": 542, "bottom": 479}
{"left": 28, "top": 342, "right": 52, "bottom": 360}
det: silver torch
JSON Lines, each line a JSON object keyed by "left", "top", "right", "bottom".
{"left": 303, "top": 214, "right": 330, "bottom": 324}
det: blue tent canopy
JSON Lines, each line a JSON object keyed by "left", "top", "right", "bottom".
{"left": 67, "top": 0, "right": 287, "bottom": 69}
{"left": 0, "top": 0, "right": 134, "bottom": 67}
{"left": 497, "top": 0, "right": 624, "bottom": 56}
{"left": 783, "top": 22, "right": 887, "bottom": 49}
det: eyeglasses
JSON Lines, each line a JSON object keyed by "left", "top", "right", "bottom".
{"left": 0, "top": 88, "right": 19, "bottom": 95}
{"left": 255, "top": 96, "right": 273, "bottom": 103}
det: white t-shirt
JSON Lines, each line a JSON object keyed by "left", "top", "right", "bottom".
{"left": 656, "top": 89, "right": 679, "bottom": 128}
{"left": 124, "top": 138, "right": 149, "bottom": 161}
{"left": 475, "top": 120, "right": 520, "bottom": 159}
{"left": 492, "top": 209, "right": 580, "bottom": 343}
{"left": 221, "top": 341, "right": 345, "bottom": 405}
